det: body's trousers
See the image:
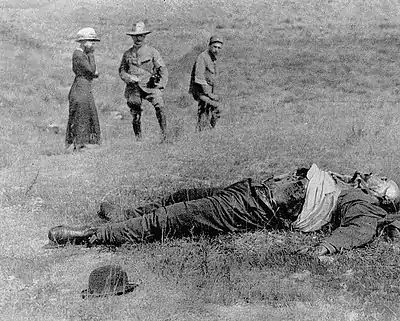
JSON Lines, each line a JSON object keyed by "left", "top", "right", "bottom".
{"left": 96, "top": 180, "right": 275, "bottom": 245}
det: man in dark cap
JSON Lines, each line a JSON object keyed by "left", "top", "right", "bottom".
{"left": 47, "top": 165, "right": 400, "bottom": 256}
{"left": 119, "top": 21, "right": 168, "bottom": 141}
{"left": 189, "top": 36, "right": 224, "bottom": 131}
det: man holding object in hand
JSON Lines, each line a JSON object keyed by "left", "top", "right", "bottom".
{"left": 189, "top": 36, "right": 223, "bottom": 131}
{"left": 119, "top": 21, "right": 168, "bottom": 141}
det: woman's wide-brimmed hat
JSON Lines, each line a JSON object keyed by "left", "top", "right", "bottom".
{"left": 126, "top": 21, "right": 152, "bottom": 36}
{"left": 75, "top": 27, "right": 100, "bottom": 42}
{"left": 81, "top": 265, "right": 138, "bottom": 299}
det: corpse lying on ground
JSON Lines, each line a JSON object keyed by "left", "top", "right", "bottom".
{"left": 47, "top": 164, "right": 400, "bottom": 256}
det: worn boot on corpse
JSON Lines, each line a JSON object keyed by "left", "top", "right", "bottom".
{"left": 47, "top": 225, "right": 98, "bottom": 246}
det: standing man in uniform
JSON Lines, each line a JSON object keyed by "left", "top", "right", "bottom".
{"left": 119, "top": 22, "right": 168, "bottom": 141}
{"left": 189, "top": 36, "right": 223, "bottom": 131}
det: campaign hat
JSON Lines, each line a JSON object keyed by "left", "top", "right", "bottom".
{"left": 126, "top": 21, "right": 152, "bottom": 36}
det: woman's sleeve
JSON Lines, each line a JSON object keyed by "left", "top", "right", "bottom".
{"left": 72, "top": 50, "right": 97, "bottom": 77}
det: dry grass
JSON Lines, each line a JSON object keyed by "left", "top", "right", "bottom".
{"left": 2, "top": 0, "right": 400, "bottom": 320}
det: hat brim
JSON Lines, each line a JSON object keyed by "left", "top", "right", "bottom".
{"left": 81, "top": 283, "right": 139, "bottom": 299}
{"left": 126, "top": 31, "right": 152, "bottom": 36}
{"left": 210, "top": 40, "right": 223, "bottom": 45}
{"left": 76, "top": 38, "right": 101, "bottom": 42}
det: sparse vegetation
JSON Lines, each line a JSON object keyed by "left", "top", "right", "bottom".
{"left": 2, "top": 0, "right": 400, "bottom": 320}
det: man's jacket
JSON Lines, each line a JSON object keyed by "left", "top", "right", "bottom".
{"left": 119, "top": 45, "right": 168, "bottom": 95}
{"left": 189, "top": 49, "right": 219, "bottom": 98}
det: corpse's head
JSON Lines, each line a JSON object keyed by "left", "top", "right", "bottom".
{"left": 365, "top": 174, "right": 400, "bottom": 211}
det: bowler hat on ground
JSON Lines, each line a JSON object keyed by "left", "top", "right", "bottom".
{"left": 126, "top": 21, "right": 152, "bottom": 36}
{"left": 81, "top": 265, "right": 138, "bottom": 299}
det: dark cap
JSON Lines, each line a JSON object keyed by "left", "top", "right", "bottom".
{"left": 81, "top": 265, "right": 138, "bottom": 299}
{"left": 209, "top": 35, "right": 223, "bottom": 45}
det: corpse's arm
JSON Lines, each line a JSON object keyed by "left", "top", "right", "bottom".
{"left": 320, "top": 216, "right": 378, "bottom": 253}
{"left": 328, "top": 171, "right": 363, "bottom": 184}
{"left": 320, "top": 201, "right": 386, "bottom": 253}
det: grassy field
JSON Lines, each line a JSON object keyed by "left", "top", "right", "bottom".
{"left": 2, "top": 0, "right": 400, "bottom": 320}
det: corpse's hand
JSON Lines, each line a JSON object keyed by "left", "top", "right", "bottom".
{"left": 297, "top": 244, "right": 329, "bottom": 256}
{"left": 311, "top": 245, "right": 329, "bottom": 256}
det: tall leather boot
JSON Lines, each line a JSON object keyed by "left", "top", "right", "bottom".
{"left": 132, "top": 121, "right": 142, "bottom": 141}
{"left": 210, "top": 105, "right": 220, "bottom": 129}
{"left": 210, "top": 114, "right": 217, "bottom": 128}
{"left": 196, "top": 102, "right": 208, "bottom": 132}
{"left": 155, "top": 108, "right": 167, "bottom": 141}
{"left": 196, "top": 112, "right": 203, "bottom": 132}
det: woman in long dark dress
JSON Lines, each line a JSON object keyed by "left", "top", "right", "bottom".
{"left": 65, "top": 27, "right": 101, "bottom": 150}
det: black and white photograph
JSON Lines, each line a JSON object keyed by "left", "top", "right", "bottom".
{"left": 1, "top": 0, "right": 400, "bottom": 320}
